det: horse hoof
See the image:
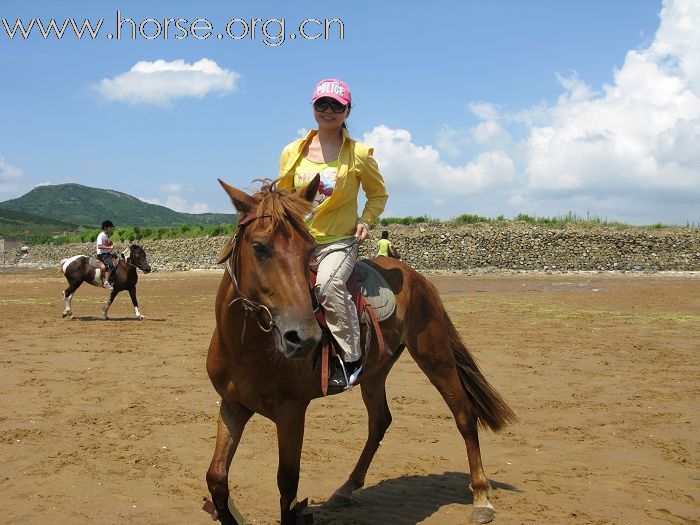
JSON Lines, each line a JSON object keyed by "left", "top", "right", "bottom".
{"left": 137, "top": 315, "right": 143, "bottom": 321}
{"left": 471, "top": 506, "right": 495, "bottom": 524}
{"left": 62, "top": 312, "right": 71, "bottom": 318}
{"left": 326, "top": 491, "right": 353, "bottom": 508}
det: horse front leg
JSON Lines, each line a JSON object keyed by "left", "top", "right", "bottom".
{"left": 127, "top": 287, "right": 143, "bottom": 320}
{"left": 102, "top": 289, "right": 118, "bottom": 320}
{"left": 276, "top": 405, "right": 309, "bottom": 525}
{"left": 205, "top": 400, "right": 253, "bottom": 525}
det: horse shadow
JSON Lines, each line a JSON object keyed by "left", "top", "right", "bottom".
{"left": 309, "top": 472, "right": 522, "bottom": 525}
{"left": 71, "top": 316, "right": 166, "bottom": 322}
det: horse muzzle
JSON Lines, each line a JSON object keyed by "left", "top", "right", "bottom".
{"left": 141, "top": 265, "right": 152, "bottom": 273}
{"left": 282, "top": 326, "right": 321, "bottom": 359}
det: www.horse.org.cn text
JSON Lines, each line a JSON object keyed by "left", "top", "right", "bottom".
{"left": 1, "top": 12, "right": 345, "bottom": 46}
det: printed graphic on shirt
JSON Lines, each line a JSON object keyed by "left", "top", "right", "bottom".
{"left": 296, "top": 168, "right": 336, "bottom": 210}
{"left": 294, "top": 154, "right": 340, "bottom": 224}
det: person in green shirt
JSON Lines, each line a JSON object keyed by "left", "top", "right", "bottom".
{"left": 377, "top": 230, "right": 399, "bottom": 259}
{"left": 377, "top": 230, "right": 392, "bottom": 256}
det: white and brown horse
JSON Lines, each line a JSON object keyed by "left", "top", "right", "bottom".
{"left": 60, "top": 245, "right": 151, "bottom": 320}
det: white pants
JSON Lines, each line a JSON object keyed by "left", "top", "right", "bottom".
{"left": 314, "top": 238, "right": 361, "bottom": 363}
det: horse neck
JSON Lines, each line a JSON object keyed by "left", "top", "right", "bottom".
{"left": 118, "top": 258, "right": 136, "bottom": 279}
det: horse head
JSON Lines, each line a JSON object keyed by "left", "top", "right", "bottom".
{"left": 218, "top": 176, "right": 322, "bottom": 359}
{"left": 128, "top": 244, "right": 152, "bottom": 273}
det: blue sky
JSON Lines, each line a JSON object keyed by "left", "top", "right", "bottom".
{"left": 1, "top": 0, "right": 698, "bottom": 225}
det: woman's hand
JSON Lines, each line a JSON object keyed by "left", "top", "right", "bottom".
{"left": 354, "top": 221, "right": 369, "bottom": 243}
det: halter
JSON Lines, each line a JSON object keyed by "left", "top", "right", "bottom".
{"left": 225, "top": 211, "right": 276, "bottom": 341}
{"left": 118, "top": 247, "right": 145, "bottom": 270}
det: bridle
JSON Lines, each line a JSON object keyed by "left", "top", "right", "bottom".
{"left": 118, "top": 247, "right": 147, "bottom": 271}
{"left": 225, "top": 212, "right": 276, "bottom": 341}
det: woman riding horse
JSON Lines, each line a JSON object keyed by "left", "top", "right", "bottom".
{"left": 277, "top": 78, "right": 388, "bottom": 389}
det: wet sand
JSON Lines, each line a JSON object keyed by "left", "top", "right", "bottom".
{"left": 0, "top": 270, "right": 698, "bottom": 524}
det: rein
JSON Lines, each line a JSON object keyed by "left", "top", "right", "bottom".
{"left": 116, "top": 249, "right": 144, "bottom": 270}
{"left": 225, "top": 212, "right": 276, "bottom": 342}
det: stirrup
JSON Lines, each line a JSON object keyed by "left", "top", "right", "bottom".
{"left": 335, "top": 355, "right": 350, "bottom": 389}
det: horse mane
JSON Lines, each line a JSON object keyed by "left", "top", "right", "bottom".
{"left": 250, "top": 178, "right": 313, "bottom": 242}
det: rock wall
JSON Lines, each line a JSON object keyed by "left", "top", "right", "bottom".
{"left": 8, "top": 223, "right": 700, "bottom": 272}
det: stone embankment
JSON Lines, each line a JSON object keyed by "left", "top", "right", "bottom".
{"left": 8, "top": 223, "right": 700, "bottom": 272}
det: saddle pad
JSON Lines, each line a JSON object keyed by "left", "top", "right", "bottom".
{"left": 353, "top": 260, "right": 395, "bottom": 322}
{"left": 88, "top": 257, "right": 102, "bottom": 269}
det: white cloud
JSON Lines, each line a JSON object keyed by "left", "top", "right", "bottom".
{"left": 160, "top": 183, "right": 182, "bottom": 193}
{"left": 472, "top": 120, "right": 511, "bottom": 148}
{"left": 361, "top": 0, "right": 700, "bottom": 224}
{"left": 0, "top": 155, "right": 22, "bottom": 194}
{"left": 164, "top": 194, "right": 189, "bottom": 213}
{"left": 522, "top": 0, "right": 700, "bottom": 207}
{"left": 139, "top": 196, "right": 162, "bottom": 206}
{"left": 191, "top": 202, "right": 209, "bottom": 214}
{"left": 35, "top": 181, "right": 52, "bottom": 187}
{"left": 363, "top": 125, "right": 516, "bottom": 196}
{"left": 96, "top": 59, "right": 240, "bottom": 106}
{"left": 469, "top": 102, "right": 501, "bottom": 121}
{"left": 140, "top": 183, "right": 210, "bottom": 214}
{"left": 435, "top": 125, "right": 470, "bottom": 157}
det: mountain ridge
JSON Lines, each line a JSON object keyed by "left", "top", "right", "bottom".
{"left": 0, "top": 183, "right": 235, "bottom": 227}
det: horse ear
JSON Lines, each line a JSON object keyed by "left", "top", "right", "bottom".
{"left": 218, "top": 179, "right": 257, "bottom": 215}
{"left": 297, "top": 173, "right": 320, "bottom": 203}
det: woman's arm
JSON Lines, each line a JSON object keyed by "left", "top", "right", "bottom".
{"left": 357, "top": 146, "right": 388, "bottom": 224}
{"left": 277, "top": 143, "right": 295, "bottom": 191}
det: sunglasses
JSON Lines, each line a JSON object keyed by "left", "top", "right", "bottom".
{"left": 313, "top": 99, "right": 348, "bottom": 114}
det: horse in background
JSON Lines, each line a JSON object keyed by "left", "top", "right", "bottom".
{"left": 60, "top": 245, "right": 151, "bottom": 320}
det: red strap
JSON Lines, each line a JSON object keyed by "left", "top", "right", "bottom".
{"left": 365, "top": 304, "right": 386, "bottom": 360}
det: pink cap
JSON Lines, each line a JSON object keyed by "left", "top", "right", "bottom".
{"left": 311, "top": 79, "right": 351, "bottom": 105}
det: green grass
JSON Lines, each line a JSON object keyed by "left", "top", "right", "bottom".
{"left": 453, "top": 213, "right": 505, "bottom": 224}
{"left": 376, "top": 215, "right": 433, "bottom": 225}
{"left": 374, "top": 211, "right": 689, "bottom": 228}
{"left": 447, "top": 212, "right": 695, "bottom": 229}
{"left": 46, "top": 223, "right": 237, "bottom": 245}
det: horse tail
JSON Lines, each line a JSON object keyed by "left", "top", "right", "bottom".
{"left": 444, "top": 313, "right": 517, "bottom": 432}
{"left": 58, "top": 258, "right": 68, "bottom": 275}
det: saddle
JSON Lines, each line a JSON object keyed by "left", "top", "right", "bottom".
{"left": 311, "top": 260, "right": 396, "bottom": 395}
{"left": 88, "top": 254, "right": 120, "bottom": 283}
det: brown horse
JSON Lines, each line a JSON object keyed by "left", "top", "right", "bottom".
{"left": 205, "top": 177, "right": 516, "bottom": 525}
{"left": 60, "top": 245, "right": 151, "bottom": 320}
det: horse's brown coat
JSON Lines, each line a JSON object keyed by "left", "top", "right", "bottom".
{"left": 206, "top": 178, "right": 515, "bottom": 525}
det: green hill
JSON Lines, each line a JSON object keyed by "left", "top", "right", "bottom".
{"left": 0, "top": 208, "right": 82, "bottom": 240}
{"left": 0, "top": 183, "right": 235, "bottom": 227}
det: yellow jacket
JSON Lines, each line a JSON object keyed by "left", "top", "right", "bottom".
{"left": 278, "top": 128, "right": 388, "bottom": 244}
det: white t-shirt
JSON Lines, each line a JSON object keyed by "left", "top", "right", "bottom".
{"left": 96, "top": 231, "right": 111, "bottom": 255}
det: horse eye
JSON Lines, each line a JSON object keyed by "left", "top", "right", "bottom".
{"left": 251, "top": 242, "right": 269, "bottom": 259}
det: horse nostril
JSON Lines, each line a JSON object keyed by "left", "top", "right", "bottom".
{"left": 284, "top": 331, "right": 301, "bottom": 346}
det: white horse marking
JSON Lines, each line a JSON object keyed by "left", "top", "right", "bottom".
{"left": 62, "top": 293, "right": 74, "bottom": 318}
{"left": 61, "top": 255, "right": 83, "bottom": 274}
{"left": 134, "top": 306, "right": 142, "bottom": 320}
